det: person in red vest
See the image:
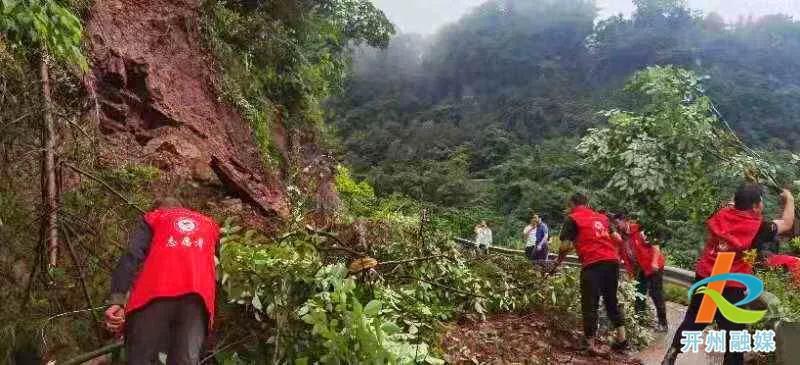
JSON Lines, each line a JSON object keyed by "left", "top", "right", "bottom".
{"left": 558, "top": 193, "right": 628, "bottom": 353}
{"left": 104, "top": 197, "right": 220, "bottom": 364}
{"left": 612, "top": 213, "right": 668, "bottom": 332}
{"left": 662, "top": 185, "right": 794, "bottom": 365}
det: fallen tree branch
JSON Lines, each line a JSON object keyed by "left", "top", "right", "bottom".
{"left": 60, "top": 342, "right": 123, "bottom": 365}
{"left": 395, "top": 275, "right": 487, "bottom": 299}
{"left": 62, "top": 162, "right": 145, "bottom": 214}
{"left": 304, "top": 225, "right": 346, "bottom": 247}
{"left": 303, "top": 225, "right": 369, "bottom": 258}
{"left": 1, "top": 112, "right": 31, "bottom": 129}
{"left": 378, "top": 254, "right": 455, "bottom": 267}
{"left": 200, "top": 334, "right": 257, "bottom": 364}
{"left": 318, "top": 246, "right": 367, "bottom": 258}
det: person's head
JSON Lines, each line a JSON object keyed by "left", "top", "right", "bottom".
{"left": 567, "top": 193, "right": 589, "bottom": 209}
{"left": 734, "top": 184, "right": 764, "bottom": 213}
{"left": 612, "top": 213, "right": 629, "bottom": 233}
{"left": 530, "top": 214, "right": 541, "bottom": 225}
{"left": 154, "top": 197, "right": 183, "bottom": 210}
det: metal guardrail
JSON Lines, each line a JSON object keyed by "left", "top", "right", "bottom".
{"left": 456, "top": 238, "right": 700, "bottom": 289}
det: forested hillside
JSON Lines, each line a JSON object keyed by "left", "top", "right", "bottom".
{"left": 3, "top": 0, "right": 800, "bottom": 363}
{"left": 330, "top": 0, "right": 800, "bottom": 257}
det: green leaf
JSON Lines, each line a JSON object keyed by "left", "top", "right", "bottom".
{"left": 380, "top": 322, "right": 401, "bottom": 335}
{"left": 364, "top": 299, "right": 382, "bottom": 316}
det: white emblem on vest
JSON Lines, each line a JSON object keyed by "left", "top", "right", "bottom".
{"left": 176, "top": 218, "right": 197, "bottom": 233}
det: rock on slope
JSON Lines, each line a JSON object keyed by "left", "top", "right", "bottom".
{"left": 83, "top": 0, "right": 295, "bottom": 219}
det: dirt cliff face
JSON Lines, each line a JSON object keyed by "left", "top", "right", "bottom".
{"left": 83, "top": 0, "right": 291, "bottom": 219}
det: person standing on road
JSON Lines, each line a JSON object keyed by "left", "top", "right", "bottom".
{"left": 523, "top": 214, "right": 550, "bottom": 262}
{"left": 613, "top": 213, "right": 668, "bottom": 332}
{"left": 557, "top": 193, "right": 628, "bottom": 354}
{"left": 662, "top": 185, "right": 794, "bottom": 365}
{"left": 474, "top": 220, "right": 493, "bottom": 254}
{"left": 105, "top": 197, "right": 220, "bottom": 365}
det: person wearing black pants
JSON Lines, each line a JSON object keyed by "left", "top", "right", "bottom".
{"left": 125, "top": 294, "right": 208, "bottom": 364}
{"left": 662, "top": 185, "right": 794, "bottom": 365}
{"left": 580, "top": 261, "right": 625, "bottom": 339}
{"left": 636, "top": 270, "right": 668, "bottom": 329}
{"left": 668, "top": 279, "right": 746, "bottom": 365}
{"left": 559, "top": 193, "right": 628, "bottom": 353}
{"left": 612, "top": 214, "right": 669, "bottom": 331}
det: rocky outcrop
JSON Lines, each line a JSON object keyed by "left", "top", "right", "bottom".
{"left": 84, "top": 0, "right": 290, "bottom": 218}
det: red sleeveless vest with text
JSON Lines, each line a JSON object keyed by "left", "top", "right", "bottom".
{"left": 126, "top": 208, "right": 219, "bottom": 328}
{"left": 629, "top": 223, "right": 665, "bottom": 277}
{"left": 695, "top": 207, "right": 761, "bottom": 288}
{"left": 569, "top": 206, "right": 620, "bottom": 268}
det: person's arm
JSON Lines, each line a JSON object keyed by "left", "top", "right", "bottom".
{"left": 109, "top": 218, "right": 152, "bottom": 305}
{"left": 773, "top": 189, "right": 795, "bottom": 234}
{"left": 558, "top": 218, "right": 578, "bottom": 259}
{"left": 105, "top": 217, "right": 152, "bottom": 332}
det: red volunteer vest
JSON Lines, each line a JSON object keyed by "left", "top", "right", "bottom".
{"left": 695, "top": 207, "right": 762, "bottom": 288}
{"left": 569, "top": 206, "right": 620, "bottom": 268}
{"left": 127, "top": 208, "right": 219, "bottom": 328}
{"left": 627, "top": 223, "right": 665, "bottom": 277}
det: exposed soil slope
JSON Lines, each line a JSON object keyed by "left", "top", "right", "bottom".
{"left": 83, "top": 0, "right": 290, "bottom": 218}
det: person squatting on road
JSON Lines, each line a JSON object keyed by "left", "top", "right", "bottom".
{"left": 524, "top": 214, "right": 550, "bottom": 262}
{"left": 105, "top": 197, "right": 221, "bottom": 365}
{"left": 612, "top": 213, "right": 668, "bottom": 332}
{"left": 558, "top": 193, "right": 628, "bottom": 354}
{"left": 662, "top": 185, "right": 794, "bottom": 365}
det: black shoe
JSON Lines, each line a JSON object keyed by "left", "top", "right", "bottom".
{"left": 611, "top": 339, "right": 629, "bottom": 352}
{"left": 661, "top": 347, "right": 679, "bottom": 365}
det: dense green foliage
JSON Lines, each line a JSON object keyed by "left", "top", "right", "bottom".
{"left": 330, "top": 0, "right": 800, "bottom": 262}
{"left": 201, "top": 0, "right": 394, "bottom": 165}
{"left": 578, "top": 66, "right": 747, "bottom": 240}
{"left": 0, "top": 0, "right": 87, "bottom": 69}
{"left": 212, "top": 174, "right": 653, "bottom": 362}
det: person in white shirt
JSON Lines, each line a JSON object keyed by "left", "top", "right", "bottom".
{"left": 474, "top": 220, "right": 492, "bottom": 254}
{"left": 523, "top": 214, "right": 549, "bottom": 262}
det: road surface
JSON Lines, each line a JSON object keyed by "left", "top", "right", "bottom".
{"left": 635, "top": 302, "right": 723, "bottom": 365}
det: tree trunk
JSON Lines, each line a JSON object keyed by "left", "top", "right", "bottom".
{"left": 40, "top": 54, "right": 59, "bottom": 269}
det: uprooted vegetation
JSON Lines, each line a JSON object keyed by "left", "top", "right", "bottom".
{"left": 210, "top": 184, "right": 654, "bottom": 362}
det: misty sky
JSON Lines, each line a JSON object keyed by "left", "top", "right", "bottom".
{"left": 372, "top": 0, "right": 800, "bottom": 35}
